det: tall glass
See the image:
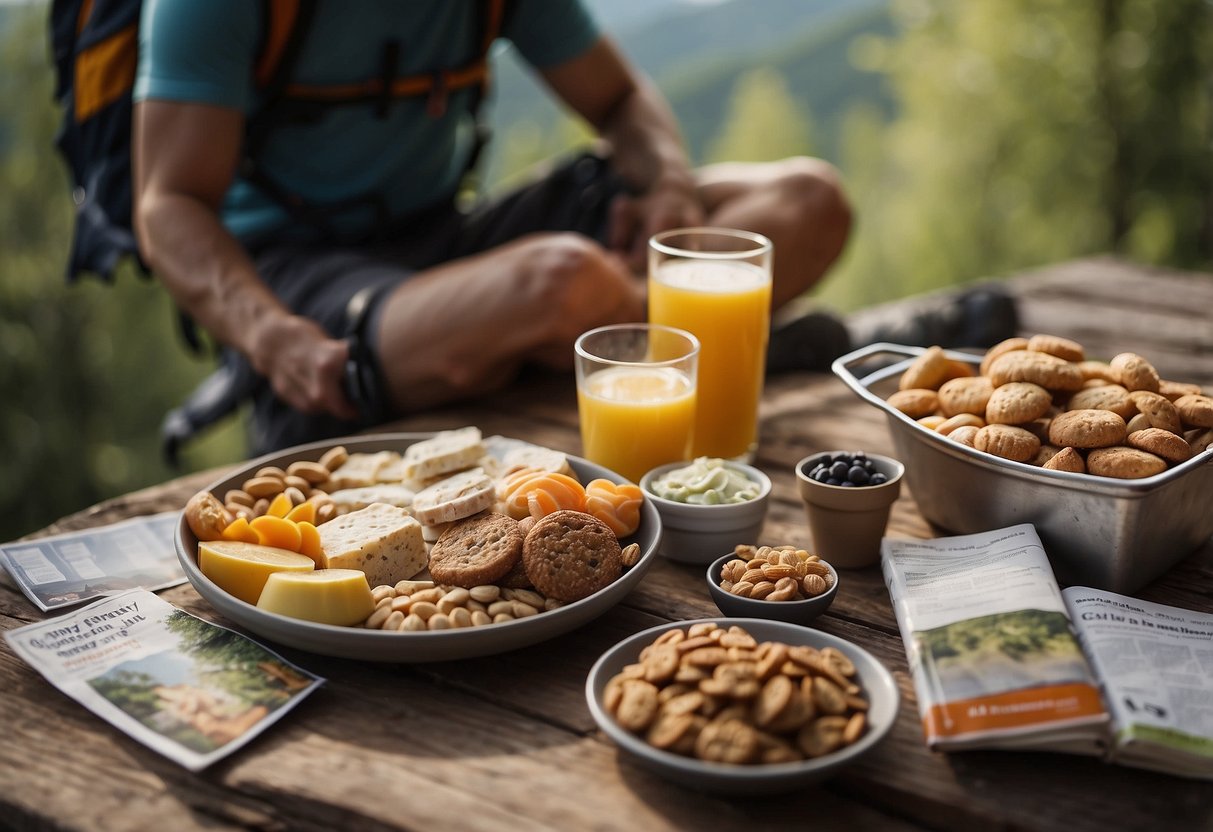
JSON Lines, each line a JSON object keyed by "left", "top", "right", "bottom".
{"left": 575, "top": 323, "right": 699, "bottom": 484}
{"left": 648, "top": 228, "right": 772, "bottom": 460}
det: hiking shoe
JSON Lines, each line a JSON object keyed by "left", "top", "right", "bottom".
{"left": 849, "top": 285, "right": 1019, "bottom": 351}
{"left": 766, "top": 310, "right": 853, "bottom": 374}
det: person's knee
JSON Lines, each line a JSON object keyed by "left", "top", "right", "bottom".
{"left": 512, "top": 232, "right": 635, "bottom": 340}
{"left": 775, "top": 157, "right": 853, "bottom": 246}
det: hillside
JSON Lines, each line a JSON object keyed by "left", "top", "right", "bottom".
{"left": 482, "top": 0, "right": 893, "bottom": 180}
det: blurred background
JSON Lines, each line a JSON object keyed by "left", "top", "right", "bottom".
{"left": 2, "top": 0, "right": 1211, "bottom": 541}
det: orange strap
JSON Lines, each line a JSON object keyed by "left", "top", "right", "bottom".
{"left": 282, "top": 59, "right": 488, "bottom": 103}
{"left": 74, "top": 22, "right": 137, "bottom": 122}
{"left": 255, "top": 0, "right": 304, "bottom": 87}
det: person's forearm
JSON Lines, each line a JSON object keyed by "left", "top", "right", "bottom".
{"left": 137, "top": 191, "right": 294, "bottom": 375}
{"left": 596, "top": 77, "right": 696, "bottom": 197}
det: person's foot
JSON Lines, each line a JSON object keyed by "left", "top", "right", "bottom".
{"left": 765, "top": 310, "right": 853, "bottom": 374}
{"left": 848, "top": 284, "right": 1019, "bottom": 350}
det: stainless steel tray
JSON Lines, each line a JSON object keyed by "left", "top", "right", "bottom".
{"left": 833, "top": 343, "right": 1213, "bottom": 593}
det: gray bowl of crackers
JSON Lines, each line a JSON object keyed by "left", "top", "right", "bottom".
{"left": 706, "top": 547, "right": 838, "bottom": 625}
{"left": 585, "top": 618, "right": 898, "bottom": 795}
{"left": 833, "top": 340, "right": 1213, "bottom": 594}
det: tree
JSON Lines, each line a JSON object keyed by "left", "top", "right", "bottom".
{"left": 705, "top": 67, "right": 817, "bottom": 164}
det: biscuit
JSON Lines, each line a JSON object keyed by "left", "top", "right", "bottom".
{"left": 918, "top": 415, "right": 947, "bottom": 430}
{"left": 973, "top": 424, "right": 1041, "bottom": 462}
{"left": 184, "top": 490, "right": 233, "bottom": 542}
{"left": 1027, "top": 334, "right": 1084, "bottom": 363}
{"left": 1087, "top": 447, "right": 1167, "bottom": 479}
{"left": 1110, "top": 352, "right": 1161, "bottom": 393}
{"left": 985, "top": 382, "right": 1052, "bottom": 425}
{"left": 1159, "top": 380, "right": 1203, "bottom": 402}
{"left": 1032, "top": 444, "right": 1062, "bottom": 467}
{"left": 948, "top": 425, "right": 980, "bottom": 447}
{"left": 523, "top": 510, "right": 622, "bottom": 602}
{"left": 988, "top": 350, "right": 1083, "bottom": 392}
{"left": 887, "top": 389, "right": 939, "bottom": 419}
{"left": 1066, "top": 384, "right": 1136, "bottom": 421}
{"left": 1042, "top": 447, "right": 1086, "bottom": 473}
{"left": 1126, "top": 428, "right": 1192, "bottom": 465}
{"left": 937, "top": 413, "right": 985, "bottom": 435}
{"left": 1186, "top": 428, "right": 1213, "bottom": 455}
{"left": 1019, "top": 417, "right": 1053, "bottom": 442}
{"left": 1126, "top": 413, "right": 1152, "bottom": 434}
{"left": 980, "top": 337, "right": 1029, "bottom": 377}
{"left": 1077, "top": 361, "right": 1120, "bottom": 384}
{"left": 1047, "top": 409, "right": 1128, "bottom": 449}
{"left": 1127, "top": 390, "right": 1182, "bottom": 434}
{"left": 899, "top": 346, "right": 953, "bottom": 391}
{"left": 429, "top": 512, "right": 523, "bottom": 588}
{"left": 1175, "top": 394, "right": 1213, "bottom": 428}
{"left": 937, "top": 376, "right": 994, "bottom": 417}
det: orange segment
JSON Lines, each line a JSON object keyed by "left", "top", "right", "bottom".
{"left": 250, "top": 514, "right": 303, "bottom": 552}
{"left": 266, "top": 492, "right": 294, "bottom": 518}
{"left": 220, "top": 516, "right": 260, "bottom": 544}
{"left": 296, "top": 521, "right": 323, "bottom": 565}
{"left": 286, "top": 500, "right": 316, "bottom": 525}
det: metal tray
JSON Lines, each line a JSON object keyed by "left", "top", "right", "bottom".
{"left": 833, "top": 343, "right": 1213, "bottom": 593}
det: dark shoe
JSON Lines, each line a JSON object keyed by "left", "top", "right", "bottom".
{"left": 849, "top": 284, "right": 1019, "bottom": 350}
{"left": 766, "top": 310, "right": 853, "bottom": 374}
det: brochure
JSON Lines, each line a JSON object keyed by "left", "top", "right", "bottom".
{"left": 5, "top": 589, "right": 323, "bottom": 771}
{"left": 882, "top": 524, "right": 1213, "bottom": 780}
{"left": 0, "top": 511, "right": 185, "bottom": 611}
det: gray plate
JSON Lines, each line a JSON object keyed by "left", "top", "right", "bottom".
{"left": 585, "top": 617, "right": 899, "bottom": 794}
{"left": 175, "top": 433, "right": 662, "bottom": 662}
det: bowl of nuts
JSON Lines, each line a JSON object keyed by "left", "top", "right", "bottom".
{"left": 706, "top": 545, "right": 838, "bottom": 625}
{"left": 585, "top": 618, "right": 899, "bottom": 794}
{"left": 639, "top": 458, "right": 771, "bottom": 565}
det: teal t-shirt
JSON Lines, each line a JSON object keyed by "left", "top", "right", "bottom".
{"left": 134, "top": 0, "right": 600, "bottom": 243}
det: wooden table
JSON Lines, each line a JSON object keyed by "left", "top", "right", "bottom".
{"left": 3, "top": 257, "right": 1211, "bottom": 832}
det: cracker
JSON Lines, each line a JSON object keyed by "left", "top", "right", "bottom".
{"left": 1048, "top": 409, "right": 1128, "bottom": 449}
{"left": 1087, "top": 447, "right": 1167, "bottom": 479}
{"left": 973, "top": 424, "right": 1040, "bottom": 462}
{"left": 1126, "top": 427, "right": 1193, "bottom": 465}
{"left": 429, "top": 512, "right": 523, "bottom": 588}
{"left": 522, "top": 510, "right": 622, "bottom": 602}
{"left": 985, "top": 382, "right": 1052, "bottom": 425}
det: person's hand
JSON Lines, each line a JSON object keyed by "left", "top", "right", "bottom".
{"left": 608, "top": 175, "right": 704, "bottom": 272}
{"left": 250, "top": 314, "right": 359, "bottom": 422}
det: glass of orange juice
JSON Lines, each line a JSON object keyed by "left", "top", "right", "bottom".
{"left": 574, "top": 323, "right": 699, "bottom": 483}
{"left": 648, "top": 228, "right": 772, "bottom": 461}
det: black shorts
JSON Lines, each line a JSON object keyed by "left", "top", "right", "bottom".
{"left": 239, "top": 150, "right": 631, "bottom": 454}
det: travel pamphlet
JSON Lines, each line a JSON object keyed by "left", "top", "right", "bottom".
{"left": 882, "top": 524, "right": 1213, "bottom": 780}
{"left": 4, "top": 589, "right": 323, "bottom": 771}
{"left": 0, "top": 511, "right": 185, "bottom": 611}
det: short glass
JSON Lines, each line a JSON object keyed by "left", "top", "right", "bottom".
{"left": 574, "top": 323, "right": 700, "bottom": 484}
{"left": 648, "top": 228, "right": 772, "bottom": 461}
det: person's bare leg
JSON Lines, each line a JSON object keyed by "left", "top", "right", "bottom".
{"left": 373, "top": 232, "right": 645, "bottom": 413}
{"left": 695, "top": 157, "right": 852, "bottom": 310}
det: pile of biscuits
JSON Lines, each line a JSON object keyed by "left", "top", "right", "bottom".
{"left": 888, "top": 335, "right": 1213, "bottom": 478}
{"left": 602, "top": 622, "right": 870, "bottom": 765}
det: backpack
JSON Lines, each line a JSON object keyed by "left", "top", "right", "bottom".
{"left": 50, "top": 0, "right": 506, "bottom": 284}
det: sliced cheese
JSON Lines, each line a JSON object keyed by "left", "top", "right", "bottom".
{"left": 327, "top": 483, "right": 416, "bottom": 512}
{"left": 316, "top": 502, "right": 427, "bottom": 587}
{"left": 411, "top": 467, "right": 495, "bottom": 525}
{"left": 198, "top": 540, "right": 316, "bottom": 605}
{"left": 327, "top": 451, "right": 401, "bottom": 489}
{"left": 256, "top": 568, "right": 375, "bottom": 626}
{"left": 401, "top": 427, "right": 484, "bottom": 482}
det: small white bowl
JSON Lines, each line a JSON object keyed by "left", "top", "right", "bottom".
{"left": 639, "top": 461, "right": 771, "bottom": 565}
{"left": 585, "top": 617, "right": 900, "bottom": 795}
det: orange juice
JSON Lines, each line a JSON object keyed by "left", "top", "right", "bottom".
{"left": 577, "top": 366, "right": 696, "bottom": 483}
{"left": 649, "top": 260, "right": 770, "bottom": 458}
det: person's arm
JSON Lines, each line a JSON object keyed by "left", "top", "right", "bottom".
{"left": 538, "top": 37, "right": 704, "bottom": 267}
{"left": 132, "top": 100, "right": 357, "bottom": 420}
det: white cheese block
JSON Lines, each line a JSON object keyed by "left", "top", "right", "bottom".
{"left": 327, "top": 484, "right": 416, "bottom": 512}
{"left": 412, "top": 467, "right": 495, "bottom": 525}
{"left": 402, "top": 427, "right": 484, "bottom": 482}
{"left": 327, "top": 451, "right": 401, "bottom": 489}
{"left": 316, "top": 502, "right": 427, "bottom": 588}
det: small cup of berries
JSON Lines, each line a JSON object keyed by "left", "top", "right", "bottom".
{"left": 794, "top": 451, "right": 904, "bottom": 569}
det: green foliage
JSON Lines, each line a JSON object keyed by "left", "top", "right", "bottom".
{"left": 921, "top": 610, "right": 1080, "bottom": 663}
{"left": 705, "top": 67, "right": 816, "bottom": 164}
{"left": 0, "top": 5, "right": 245, "bottom": 542}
